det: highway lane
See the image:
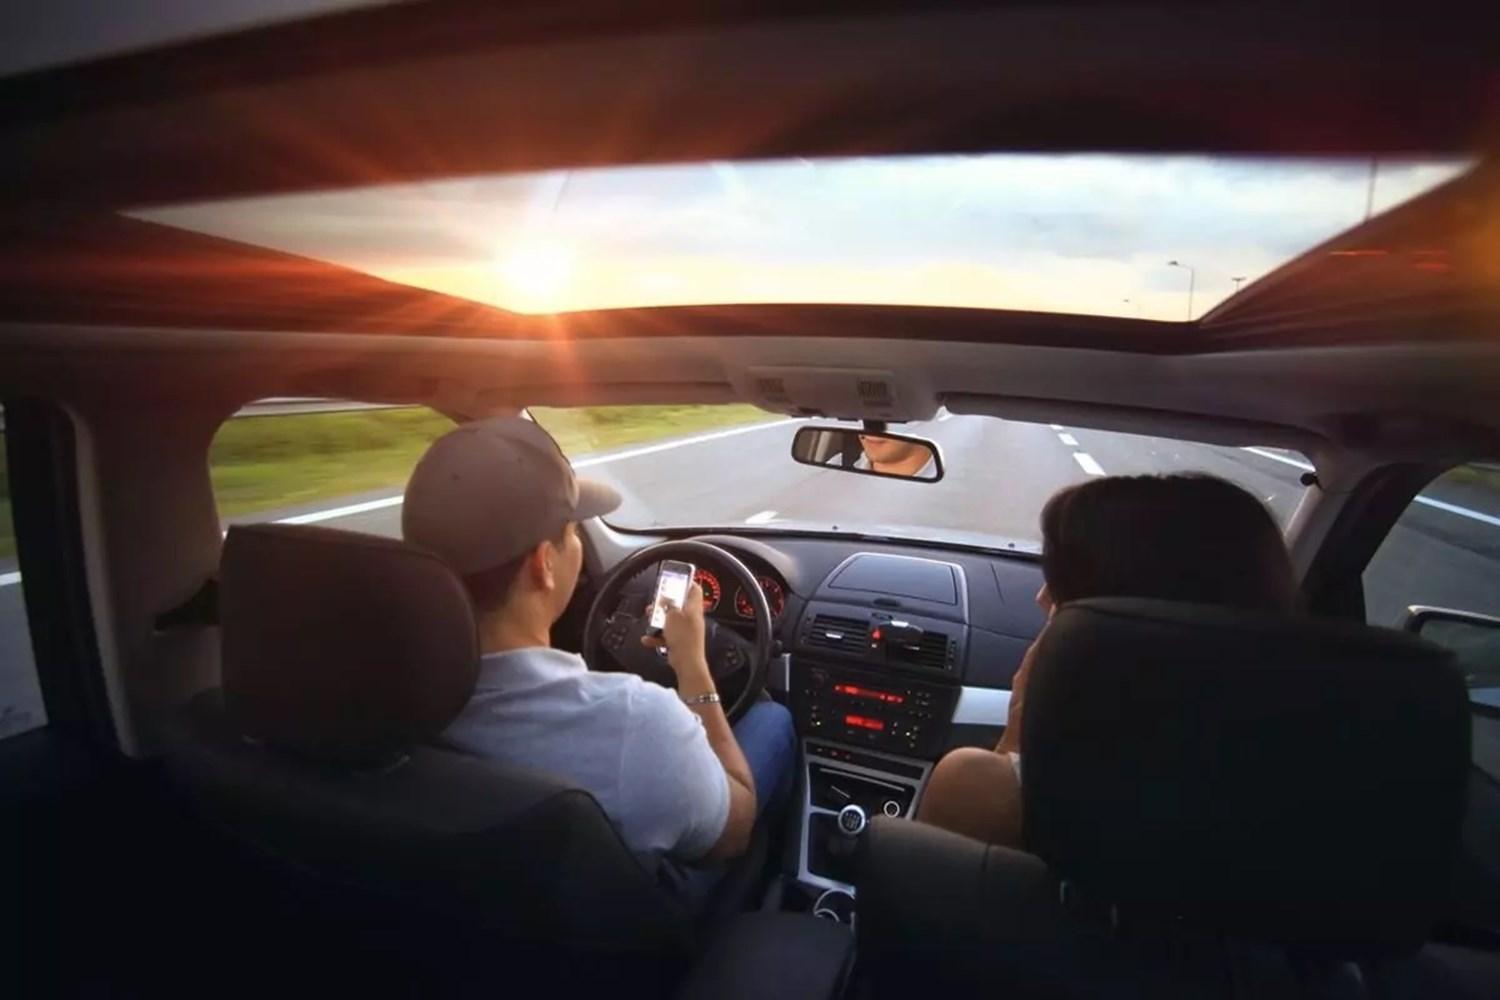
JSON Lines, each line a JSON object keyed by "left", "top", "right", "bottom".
{"left": 2, "top": 414, "right": 1497, "bottom": 738}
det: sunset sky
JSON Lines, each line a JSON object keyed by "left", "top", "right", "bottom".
{"left": 134, "top": 154, "right": 1470, "bottom": 320}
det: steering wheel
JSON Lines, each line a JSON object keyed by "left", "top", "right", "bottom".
{"left": 584, "top": 540, "right": 774, "bottom": 724}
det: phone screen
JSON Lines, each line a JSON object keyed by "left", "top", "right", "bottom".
{"left": 650, "top": 561, "right": 695, "bottom": 632}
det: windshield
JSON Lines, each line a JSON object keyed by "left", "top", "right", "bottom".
{"left": 530, "top": 406, "right": 1307, "bottom": 552}
{"left": 132, "top": 154, "right": 1469, "bottom": 320}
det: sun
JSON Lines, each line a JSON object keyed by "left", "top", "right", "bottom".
{"left": 494, "top": 239, "right": 575, "bottom": 310}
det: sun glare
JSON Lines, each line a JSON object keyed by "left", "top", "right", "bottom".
{"left": 495, "top": 239, "right": 574, "bottom": 310}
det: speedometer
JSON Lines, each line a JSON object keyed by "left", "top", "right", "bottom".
{"left": 735, "top": 576, "right": 786, "bottom": 618}
{"left": 693, "top": 569, "right": 722, "bottom": 613}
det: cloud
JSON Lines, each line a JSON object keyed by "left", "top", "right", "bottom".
{"left": 131, "top": 153, "right": 1471, "bottom": 318}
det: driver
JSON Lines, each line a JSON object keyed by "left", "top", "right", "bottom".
{"left": 855, "top": 433, "right": 937, "bottom": 478}
{"left": 402, "top": 417, "right": 795, "bottom": 893}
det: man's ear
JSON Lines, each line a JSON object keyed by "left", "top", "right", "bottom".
{"left": 535, "top": 538, "right": 559, "bottom": 593}
{"left": 523, "top": 540, "right": 554, "bottom": 593}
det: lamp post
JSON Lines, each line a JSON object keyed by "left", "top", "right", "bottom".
{"left": 1231, "top": 276, "right": 1247, "bottom": 294}
{"left": 1167, "top": 260, "right": 1195, "bottom": 320}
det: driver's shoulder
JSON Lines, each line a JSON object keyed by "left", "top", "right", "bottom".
{"left": 574, "top": 663, "right": 682, "bottom": 717}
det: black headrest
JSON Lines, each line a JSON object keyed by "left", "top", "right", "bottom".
{"left": 220, "top": 524, "right": 479, "bottom": 765}
{"left": 1022, "top": 598, "right": 1470, "bottom": 957}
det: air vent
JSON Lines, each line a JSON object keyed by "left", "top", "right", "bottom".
{"left": 907, "top": 630, "right": 955, "bottom": 671}
{"left": 803, "top": 613, "right": 869, "bottom": 654}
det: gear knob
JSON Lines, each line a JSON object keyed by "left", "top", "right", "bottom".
{"left": 836, "top": 803, "right": 868, "bottom": 838}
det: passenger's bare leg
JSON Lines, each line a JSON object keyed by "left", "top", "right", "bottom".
{"left": 916, "top": 748, "right": 1024, "bottom": 848}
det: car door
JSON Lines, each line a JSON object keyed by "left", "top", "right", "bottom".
{"left": 1363, "top": 462, "right": 1500, "bottom": 939}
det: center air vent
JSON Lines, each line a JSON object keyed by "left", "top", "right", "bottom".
{"left": 803, "top": 613, "right": 869, "bottom": 655}
{"left": 913, "top": 630, "right": 955, "bottom": 671}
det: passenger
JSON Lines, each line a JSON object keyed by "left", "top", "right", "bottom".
{"left": 917, "top": 473, "right": 1297, "bottom": 847}
{"left": 401, "top": 417, "right": 796, "bottom": 894}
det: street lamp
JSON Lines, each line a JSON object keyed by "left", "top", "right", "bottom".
{"left": 1122, "top": 297, "right": 1142, "bottom": 318}
{"left": 1231, "top": 275, "right": 1248, "bottom": 293}
{"left": 1167, "top": 260, "right": 1195, "bottom": 321}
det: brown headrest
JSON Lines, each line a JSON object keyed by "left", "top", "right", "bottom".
{"left": 220, "top": 523, "right": 479, "bottom": 765}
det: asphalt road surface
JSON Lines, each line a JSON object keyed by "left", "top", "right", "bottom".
{"left": 3, "top": 414, "right": 1498, "bottom": 739}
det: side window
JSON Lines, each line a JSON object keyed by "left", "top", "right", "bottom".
{"left": 209, "top": 400, "right": 452, "bottom": 539}
{"left": 1364, "top": 463, "right": 1500, "bottom": 628}
{"left": 1366, "top": 464, "right": 1500, "bottom": 784}
{"left": 1, "top": 404, "right": 48, "bottom": 739}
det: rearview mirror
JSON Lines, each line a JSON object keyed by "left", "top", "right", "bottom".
{"left": 1403, "top": 606, "right": 1500, "bottom": 689}
{"left": 791, "top": 426, "right": 944, "bottom": 482}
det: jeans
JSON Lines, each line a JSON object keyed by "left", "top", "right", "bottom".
{"left": 666, "top": 699, "right": 798, "bottom": 906}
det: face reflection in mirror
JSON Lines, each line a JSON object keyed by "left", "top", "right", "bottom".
{"left": 857, "top": 434, "right": 934, "bottom": 478}
{"left": 790, "top": 426, "right": 941, "bottom": 482}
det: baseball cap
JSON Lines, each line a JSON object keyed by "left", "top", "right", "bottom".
{"left": 402, "top": 417, "right": 621, "bottom": 575}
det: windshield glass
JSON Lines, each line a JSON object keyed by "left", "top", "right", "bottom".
{"left": 131, "top": 154, "right": 1469, "bottom": 320}
{"left": 531, "top": 406, "right": 1308, "bottom": 552}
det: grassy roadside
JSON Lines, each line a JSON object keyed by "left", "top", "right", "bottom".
{"left": 0, "top": 406, "right": 772, "bottom": 560}
{"left": 530, "top": 404, "right": 771, "bottom": 458}
{"left": 210, "top": 403, "right": 771, "bottom": 520}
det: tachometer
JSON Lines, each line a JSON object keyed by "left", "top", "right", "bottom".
{"left": 693, "top": 568, "right": 722, "bottom": 613}
{"left": 736, "top": 576, "right": 786, "bottom": 618}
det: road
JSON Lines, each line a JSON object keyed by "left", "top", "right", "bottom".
{"left": 3, "top": 415, "right": 1498, "bottom": 738}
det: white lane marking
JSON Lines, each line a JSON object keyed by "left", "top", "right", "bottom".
{"left": 1240, "top": 447, "right": 1500, "bottom": 528}
{"left": 1049, "top": 424, "right": 1063, "bottom": 431}
{"left": 0, "top": 419, "right": 804, "bottom": 588}
{"left": 745, "top": 510, "right": 778, "bottom": 524}
{"left": 1242, "top": 446, "right": 1314, "bottom": 472}
{"left": 2, "top": 420, "right": 802, "bottom": 589}
{"left": 571, "top": 419, "right": 798, "bottom": 470}
{"left": 1058, "top": 433, "right": 1078, "bottom": 446}
{"left": 954, "top": 686, "right": 1011, "bottom": 725}
{"left": 276, "top": 495, "right": 405, "bottom": 525}
{"left": 1072, "top": 452, "right": 1105, "bottom": 476}
{"left": 1415, "top": 495, "right": 1500, "bottom": 528}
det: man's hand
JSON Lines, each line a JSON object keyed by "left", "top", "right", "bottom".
{"left": 641, "top": 582, "right": 714, "bottom": 693}
{"left": 642, "top": 580, "right": 755, "bottom": 860}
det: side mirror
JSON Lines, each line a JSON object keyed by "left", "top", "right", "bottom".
{"left": 1402, "top": 606, "right": 1500, "bottom": 690}
{"left": 790, "top": 426, "right": 944, "bottom": 483}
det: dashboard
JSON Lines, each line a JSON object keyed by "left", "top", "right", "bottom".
{"left": 586, "top": 527, "right": 1050, "bottom": 897}
{"left": 601, "top": 530, "right": 1047, "bottom": 698}
{"left": 690, "top": 564, "right": 788, "bottom": 622}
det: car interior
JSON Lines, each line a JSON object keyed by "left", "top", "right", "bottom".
{"left": 3, "top": 3, "right": 1499, "bottom": 997}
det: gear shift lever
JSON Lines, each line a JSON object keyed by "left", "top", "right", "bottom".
{"left": 836, "top": 803, "right": 868, "bottom": 838}
{"left": 827, "top": 803, "right": 867, "bottom": 865}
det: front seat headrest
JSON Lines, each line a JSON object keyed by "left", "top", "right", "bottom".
{"left": 220, "top": 523, "right": 479, "bottom": 766}
{"left": 1022, "top": 597, "right": 1469, "bottom": 957}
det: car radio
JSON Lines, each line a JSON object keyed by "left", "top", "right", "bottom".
{"left": 791, "top": 662, "right": 958, "bottom": 757}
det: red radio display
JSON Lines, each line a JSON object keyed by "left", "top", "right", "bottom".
{"left": 844, "top": 714, "right": 886, "bottom": 732}
{"left": 833, "top": 683, "right": 905, "bottom": 705}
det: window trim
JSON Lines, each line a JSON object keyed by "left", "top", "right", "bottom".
{"left": 4, "top": 398, "right": 116, "bottom": 752}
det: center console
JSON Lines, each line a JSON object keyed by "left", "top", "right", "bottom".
{"left": 787, "top": 553, "right": 970, "bottom": 895}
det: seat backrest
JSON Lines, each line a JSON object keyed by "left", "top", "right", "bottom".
{"left": 856, "top": 819, "right": 1500, "bottom": 1000}
{"left": 1020, "top": 598, "right": 1470, "bottom": 958}
{"left": 855, "top": 600, "right": 1475, "bottom": 996}
{"left": 161, "top": 524, "right": 691, "bottom": 978}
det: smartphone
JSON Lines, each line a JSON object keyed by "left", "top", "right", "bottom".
{"left": 648, "top": 560, "right": 696, "bottom": 636}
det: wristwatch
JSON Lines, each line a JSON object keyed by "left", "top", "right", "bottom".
{"left": 681, "top": 692, "right": 722, "bottom": 706}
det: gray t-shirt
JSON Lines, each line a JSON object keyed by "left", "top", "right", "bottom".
{"left": 852, "top": 453, "right": 938, "bottom": 479}
{"left": 436, "top": 647, "right": 730, "bottom": 860}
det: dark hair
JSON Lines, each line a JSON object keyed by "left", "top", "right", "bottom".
{"left": 461, "top": 523, "right": 570, "bottom": 611}
{"left": 1040, "top": 474, "right": 1297, "bottom": 613}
